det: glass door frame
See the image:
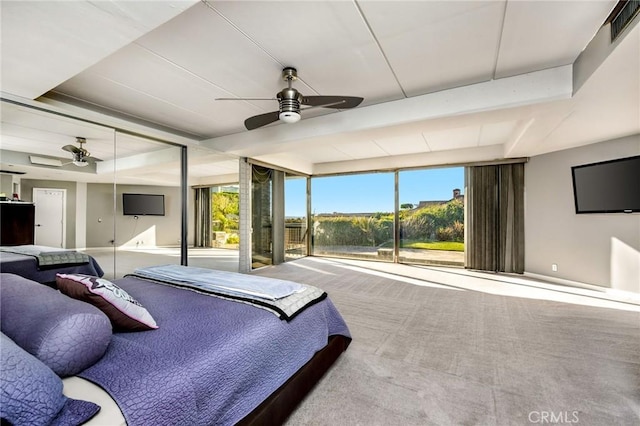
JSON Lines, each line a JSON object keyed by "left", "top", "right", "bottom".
{"left": 246, "top": 159, "right": 310, "bottom": 269}
{"left": 307, "top": 166, "right": 466, "bottom": 267}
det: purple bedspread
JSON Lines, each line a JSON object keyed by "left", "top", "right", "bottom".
{"left": 78, "top": 276, "right": 350, "bottom": 426}
{"left": 0, "top": 252, "right": 103, "bottom": 284}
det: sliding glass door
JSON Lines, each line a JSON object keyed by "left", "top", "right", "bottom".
{"left": 398, "top": 167, "right": 465, "bottom": 266}
{"left": 251, "top": 165, "right": 273, "bottom": 268}
{"left": 285, "top": 174, "right": 308, "bottom": 261}
{"left": 306, "top": 167, "right": 465, "bottom": 267}
{"left": 249, "top": 164, "right": 309, "bottom": 268}
{"left": 311, "top": 172, "right": 395, "bottom": 261}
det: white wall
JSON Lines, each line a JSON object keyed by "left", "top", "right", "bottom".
{"left": 75, "top": 182, "right": 87, "bottom": 249}
{"left": 525, "top": 134, "right": 640, "bottom": 293}
{"left": 0, "top": 174, "right": 13, "bottom": 195}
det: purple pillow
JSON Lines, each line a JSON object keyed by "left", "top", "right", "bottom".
{"left": 0, "top": 332, "right": 101, "bottom": 425}
{"left": 0, "top": 273, "right": 112, "bottom": 377}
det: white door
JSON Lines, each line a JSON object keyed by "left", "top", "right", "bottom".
{"left": 33, "top": 188, "right": 66, "bottom": 248}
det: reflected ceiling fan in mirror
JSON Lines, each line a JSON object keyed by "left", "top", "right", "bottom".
{"left": 216, "top": 67, "right": 364, "bottom": 130}
{"left": 61, "top": 137, "right": 101, "bottom": 167}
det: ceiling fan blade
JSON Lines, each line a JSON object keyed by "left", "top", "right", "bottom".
{"left": 62, "top": 155, "right": 101, "bottom": 166}
{"left": 301, "top": 96, "right": 363, "bottom": 109}
{"left": 299, "top": 100, "right": 351, "bottom": 112}
{"left": 244, "top": 111, "right": 281, "bottom": 130}
{"left": 216, "top": 97, "right": 277, "bottom": 101}
{"left": 62, "top": 144, "right": 80, "bottom": 153}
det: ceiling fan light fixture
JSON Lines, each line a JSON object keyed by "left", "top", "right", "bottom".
{"left": 279, "top": 111, "right": 301, "bottom": 124}
{"left": 72, "top": 151, "right": 89, "bottom": 167}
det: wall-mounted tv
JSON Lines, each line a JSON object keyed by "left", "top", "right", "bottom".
{"left": 571, "top": 155, "right": 640, "bottom": 214}
{"left": 122, "top": 193, "right": 165, "bottom": 216}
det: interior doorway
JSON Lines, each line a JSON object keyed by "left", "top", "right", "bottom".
{"left": 33, "top": 188, "right": 66, "bottom": 248}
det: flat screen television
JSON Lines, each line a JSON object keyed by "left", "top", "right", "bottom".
{"left": 122, "top": 193, "right": 165, "bottom": 216}
{"left": 571, "top": 155, "right": 640, "bottom": 214}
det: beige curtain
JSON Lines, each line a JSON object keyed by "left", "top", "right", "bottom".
{"left": 466, "top": 164, "right": 524, "bottom": 273}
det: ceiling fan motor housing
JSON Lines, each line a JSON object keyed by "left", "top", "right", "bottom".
{"left": 72, "top": 152, "right": 90, "bottom": 167}
{"left": 278, "top": 87, "right": 302, "bottom": 123}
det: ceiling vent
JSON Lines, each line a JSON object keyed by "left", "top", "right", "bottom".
{"left": 611, "top": 0, "right": 640, "bottom": 41}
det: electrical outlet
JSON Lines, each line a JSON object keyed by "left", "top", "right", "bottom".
{"left": 552, "top": 263, "right": 558, "bottom": 272}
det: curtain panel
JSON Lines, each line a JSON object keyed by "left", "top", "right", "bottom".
{"left": 195, "top": 187, "right": 211, "bottom": 247}
{"left": 466, "top": 164, "right": 524, "bottom": 273}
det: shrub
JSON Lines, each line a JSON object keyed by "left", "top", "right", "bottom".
{"left": 313, "top": 216, "right": 392, "bottom": 247}
{"left": 435, "top": 220, "right": 464, "bottom": 242}
{"left": 401, "top": 199, "right": 463, "bottom": 241}
{"left": 226, "top": 233, "right": 239, "bottom": 244}
{"left": 436, "top": 226, "right": 453, "bottom": 242}
{"left": 451, "top": 220, "right": 464, "bottom": 242}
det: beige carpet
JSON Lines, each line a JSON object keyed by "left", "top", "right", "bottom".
{"left": 252, "top": 257, "right": 640, "bottom": 426}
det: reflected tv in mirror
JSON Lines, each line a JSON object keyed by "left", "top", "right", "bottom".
{"left": 122, "top": 193, "right": 165, "bottom": 216}
{"left": 571, "top": 155, "right": 640, "bottom": 214}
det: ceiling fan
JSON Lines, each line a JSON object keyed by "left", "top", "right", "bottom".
{"left": 217, "top": 67, "right": 364, "bottom": 130}
{"left": 61, "top": 137, "right": 101, "bottom": 167}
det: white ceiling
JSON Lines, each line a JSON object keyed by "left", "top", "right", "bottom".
{"left": 1, "top": 0, "right": 638, "bottom": 185}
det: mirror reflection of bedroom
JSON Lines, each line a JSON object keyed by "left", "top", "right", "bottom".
{"left": 0, "top": 101, "right": 240, "bottom": 280}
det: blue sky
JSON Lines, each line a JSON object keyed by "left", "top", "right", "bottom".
{"left": 285, "top": 167, "right": 464, "bottom": 217}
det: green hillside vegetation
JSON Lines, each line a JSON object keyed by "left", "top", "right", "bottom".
{"left": 314, "top": 198, "right": 464, "bottom": 250}
{"left": 210, "top": 192, "right": 464, "bottom": 252}
{"left": 212, "top": 192, "right": 239, "bottom": 232}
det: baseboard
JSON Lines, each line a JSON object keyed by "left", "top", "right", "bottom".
{"left": 524, "top": 271, "right": 640, "bottom": 305}
{"left": 81, "top": 245, "right": 182, "bottom": 251}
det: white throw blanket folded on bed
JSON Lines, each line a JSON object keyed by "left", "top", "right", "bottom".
{"left": 132, "top": 264, "right": 304, "bottom": 300}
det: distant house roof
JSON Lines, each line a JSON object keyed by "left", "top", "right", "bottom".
{"left": 416, "top": 200, "right": 447, "bottom": 208}
{"left": 315, "top": 212, "right": 379, "bottom": 218}
{"left": 416, "top": 188, "right": 464, "bottom": 209}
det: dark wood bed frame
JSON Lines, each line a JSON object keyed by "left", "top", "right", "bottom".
{"left": 237, "top": 335, "right": 351, "bottom": 425}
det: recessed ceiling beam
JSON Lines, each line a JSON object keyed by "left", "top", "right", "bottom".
{"left": 201, "top": 65, "right": 573, "bottom": 156}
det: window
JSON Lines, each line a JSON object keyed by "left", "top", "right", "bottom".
{"left": 398, "top": 168, "right": 465, "bottom": 266}
{"left": 311, "top": 172, "right": 395, "bottom": 261}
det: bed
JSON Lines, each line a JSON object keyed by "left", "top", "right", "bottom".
{"left": 0, "top": 245, "right": 104, "bottom": 285}
{"left": 0, "top": 265, "right": 351, "bottom": 426}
